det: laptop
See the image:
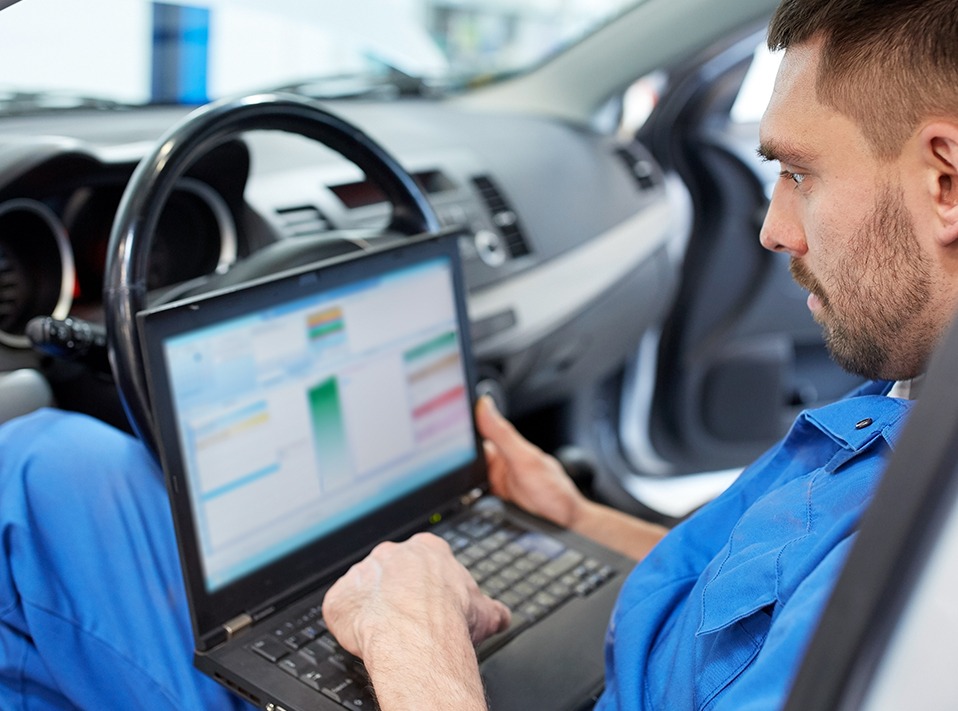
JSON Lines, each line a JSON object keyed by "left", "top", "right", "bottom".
{"left": 138, "top": 228, "right": 634, "bottom": 711}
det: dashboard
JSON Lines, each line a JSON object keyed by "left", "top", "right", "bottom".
{"left": 0, "top": 97, "right": 688, "bottom": 428}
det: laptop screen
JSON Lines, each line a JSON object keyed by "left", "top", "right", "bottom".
{"left": 160, "top": 252, "right": 475, "bottom": 592}
{"left": 137, "top": 234, "right": 485, "bottom": 630}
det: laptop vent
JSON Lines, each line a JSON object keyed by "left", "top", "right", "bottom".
{"left": 274, "top": 205, "right": 332, "bottom": 238}
{"left": 471, "top": 175, "right": 531, "bottom": 258}
{"left": 614, "top": 147, "right": 658, "bottom": 191}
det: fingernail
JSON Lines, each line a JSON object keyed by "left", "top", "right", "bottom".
{"left": 482, "top": 394, "right": 499, "bottom": 415}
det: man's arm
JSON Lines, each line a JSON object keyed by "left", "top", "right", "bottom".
{"left": 322, "top": 533, "right": 510, "bottom": 711}
{"left": 476, "top": 396, "right": 667, "bottom": 561}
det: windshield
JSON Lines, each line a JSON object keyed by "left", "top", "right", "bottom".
{"left": 0, "top": 0, "right": 638, "bottom": 110}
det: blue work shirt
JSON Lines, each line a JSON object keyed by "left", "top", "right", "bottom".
{"left": 597, "top": 381, "right": 913, "bottom": 710}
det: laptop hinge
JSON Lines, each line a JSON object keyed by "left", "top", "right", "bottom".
{"left": 222, "top": 612, "right": 254, "bottom": 641}
{"left": 460, "top": 487, "right": 484, "bottom": 508}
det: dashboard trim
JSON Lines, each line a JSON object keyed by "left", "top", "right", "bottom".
{"left": 468, "top": 195, "right": 677, "bottom": 357}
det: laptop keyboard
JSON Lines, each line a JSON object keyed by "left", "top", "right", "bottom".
{"left": 249, "top": 608, "right": 374, "bottom": 709}
{"left": 441, "top": 506, "right": 617, "bottom": 656}
{"left": 247, "top": 505, "right": 616, "bottom": 710}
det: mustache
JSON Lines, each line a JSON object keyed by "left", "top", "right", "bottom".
{"left": 789, "top": 259, "right": 828, "bottom": 306}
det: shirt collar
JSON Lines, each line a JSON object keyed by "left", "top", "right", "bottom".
{"left": 888, "top": 376, "right": 924, "bottom": 400}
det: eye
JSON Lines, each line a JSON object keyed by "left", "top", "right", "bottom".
{"left": 779, "top": 169, "right": 806, "bottom": 186}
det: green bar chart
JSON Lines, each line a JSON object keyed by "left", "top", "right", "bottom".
{"left": 308, "top": 376, "right": 352, "bottom": 490}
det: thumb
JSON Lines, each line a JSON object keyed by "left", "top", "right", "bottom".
{"left": 470, "top": 597, "right": 512, "bottom": 645}
{"left": 476, "top": 395, "right": 532, "bottom": 462}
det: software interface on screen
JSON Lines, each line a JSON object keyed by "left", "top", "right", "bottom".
{"left": 162, "top": 257, "right": 475, "bottom": 591}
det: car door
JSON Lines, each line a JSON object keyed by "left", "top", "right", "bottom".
{"left": 556, "top": 24, "right": 864, "bottom": 521}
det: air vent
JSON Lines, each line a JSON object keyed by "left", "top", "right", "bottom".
{"left": 0, "top": 247, "right": 19, "bottom": 332}
{"left": 274, "top": 205, "right": 332, "bottom": 238}
{"left": 471, "top": 175, "right": 531, "bottom": 258}
{"left": 615, "top": 147, "right": 658, "bottom": 191}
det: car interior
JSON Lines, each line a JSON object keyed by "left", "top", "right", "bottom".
{"left": 0, "top": 0, "right": 864, "bottom": 521}
{"left": 0, "top": 0, "right": 950, "bottom": 707}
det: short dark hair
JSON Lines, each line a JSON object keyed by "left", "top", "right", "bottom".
{"left": 767, "top": 0, "right": 958, "bottom": 159}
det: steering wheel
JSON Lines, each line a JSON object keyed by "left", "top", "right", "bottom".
{"left": 104, "top": 93, "right": 441, "bottom": 453}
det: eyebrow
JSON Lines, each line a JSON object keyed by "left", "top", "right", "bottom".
{"left": 756, "top": 139, "right": 818, "bottom": 166}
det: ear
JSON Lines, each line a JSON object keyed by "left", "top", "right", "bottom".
{"left": 919, "top": 122, "right": 958, "bottom": 246}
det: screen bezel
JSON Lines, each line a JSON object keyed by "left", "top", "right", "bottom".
{"left": 138, "top": 230, "right": 487, "bottom": 645}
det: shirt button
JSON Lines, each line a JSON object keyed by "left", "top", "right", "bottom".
{"left": 855, "top": 418, "right": 873, "bottom": 430}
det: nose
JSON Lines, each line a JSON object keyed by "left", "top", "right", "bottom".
{"left": 759, "top": 180, "right": 808, "bottom": 256}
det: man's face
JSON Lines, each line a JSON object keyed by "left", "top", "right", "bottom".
{"left": 759, "top": 40, "right": 937, "bottom": 381}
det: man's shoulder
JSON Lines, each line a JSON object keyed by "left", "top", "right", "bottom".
{"left": 801, "top": 379, "right": 913, "bottom": 460}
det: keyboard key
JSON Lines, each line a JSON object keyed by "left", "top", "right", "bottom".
{"left": 472, "top": 559, "right": 500, "bottom": 579}
{"left": 328, "top": 653, "right": 349, "bottom": 673}
{"left": 314, "top": 634, "right": 341, "bottom": 654}
{"left": 574, "top": 580, "right": 595, "bottom": 596}
{"left": 504, "top": 542, "right": 527, "bottom": 557}
{"left": 518, "top": 601, "right": 546, "bottom": 622}
{"left": 285, "top": 628, "right": 318, "bottom": 649}
{"left": 301, "top": 624, "right": 322, "bottom": 640}
{"left": 339, "top": 680, "right": 376, "bottom": 709}
{"left": 513, "top": 532, "right": 565, "bottom": 559}
{"left": 463, "top": 544, "right": 486, "bottom": 560}
{"left": 512, "top": 581, "right": 537, "bottom": 599}
{"left": 278, "top": 655, "right": 315, "bottom": 677}
{"left": 458, "top": 518, "right": 495, "bottom": 539}
{"left": 527, "top": 571, "right": 551, "bottom": 588}
{"left": 300, "top": 639, "right": 329, "bottom": 664}
{"left": 300, "top": 658, "right": 347, "bottom": 689}
{"left": 546, "top": 581, "right": 573, "bottom": 602}
{"left": 300, "top": 669, "right": 325, "bottom": 691}
{"left": 481, "top": 575, "right": 509, "bottom": 596}
{"left": 479, "top": 536, "right": 502, "bottom": 553}
{"left": 511, "top": 556, "right": 539, "bottom": 574}
{"left": 496, "top": 589, "right": 525, "bottom": 610}
{"left": 540, "top": 550, "right": 585, "bottom": 579}
{"left": 498, "top": 565, "right": 524, "bottom": 583}
{"left": 322, "top": 676, "right": 359, "bottom": 703}
{"left": 455, "top": 549, "right": 480, "bottom": 567}
{"left": 449, "top": 535, "right": 471, "bottom": 551}
{"left": 487, "top": 530, "right": 516, "bottom": 548}
{"left": 250, "top": 636, "right": 290, "bottom": 663}
{"left": 533, "top": 591, "right": 559, "bottom": 610}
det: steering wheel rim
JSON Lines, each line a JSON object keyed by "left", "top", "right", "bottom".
{"left": 104, "top": 93, "right": 441, "bottom": 453}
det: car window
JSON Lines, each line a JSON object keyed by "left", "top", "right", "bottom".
{"left": 0, "top": 0, "right": 642, "bottom": 109}
{"left": 730, "top": 41, "right": 782, "bottom": 124}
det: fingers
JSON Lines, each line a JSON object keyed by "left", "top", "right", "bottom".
{"left": 324, "top": 532, "right": 508, "bottom": 657}
{"left": 403, "top": 535, "right": 512, "bottom": 642}
{"left": 322, "top": 565, "right": 368, "bottom": 656}
{"left": 475, "top": 395, "right": 510, "bottom": 442}
{"left": 468, "top": 596, "right": 512, "bottom": 646}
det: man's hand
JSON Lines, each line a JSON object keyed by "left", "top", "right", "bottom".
{"left": 477, "top": 395, "right": 668, "bottom": 561}
{"left": 323, "top": 532, "right": 510, "bottom": 655}
{"left": 322, "top": 533, "right": 509, "bottom": 710}
{"left": 476, "top": 395, "right": 587, "bottom": 528}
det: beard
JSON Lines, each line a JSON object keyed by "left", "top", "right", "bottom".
{"left": 789, "top": 184, "right": 933, "bottom": 381}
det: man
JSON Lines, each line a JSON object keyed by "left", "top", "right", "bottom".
{"left": 1, "top": 0, "right": 956, "bottom": 708}
{"left": 321, "top": 0, "right": 958, "bottom": 707}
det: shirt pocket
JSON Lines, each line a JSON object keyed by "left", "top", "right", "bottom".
{"left": 693, "top": 543, "right": 784, "bottom": 710}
